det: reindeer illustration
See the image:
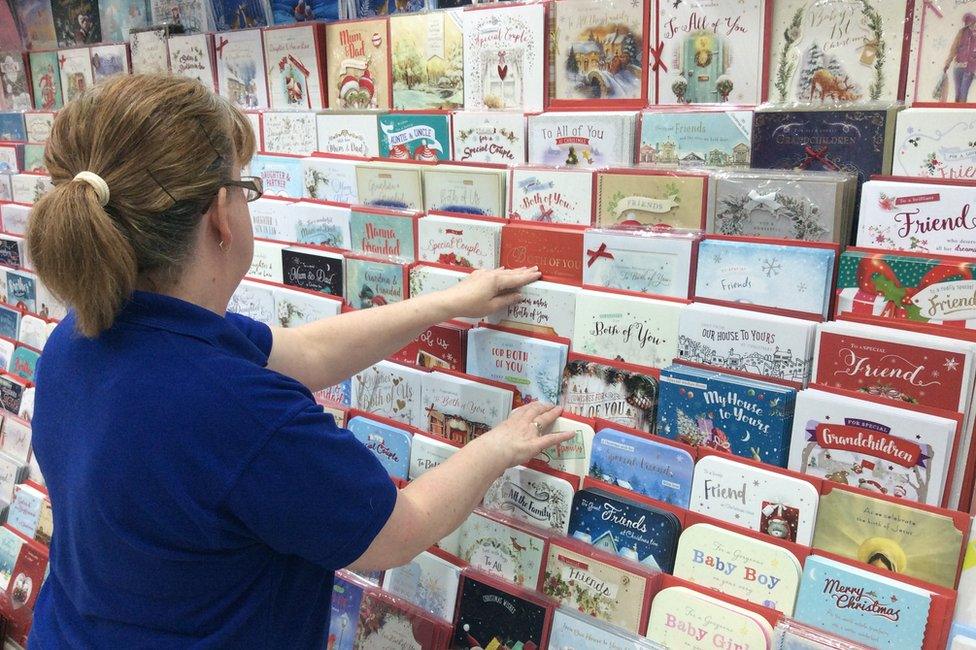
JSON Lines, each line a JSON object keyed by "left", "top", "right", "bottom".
{"left": 809, "top": 69, "right": 860, "bottom": 102}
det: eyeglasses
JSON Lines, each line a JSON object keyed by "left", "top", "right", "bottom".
{"left": 223, "top": 176, "right": 263, "bottom": 202}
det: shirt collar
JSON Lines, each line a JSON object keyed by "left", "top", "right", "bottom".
{"left": 115, "top": 291, "right": 268, "bottom": 366}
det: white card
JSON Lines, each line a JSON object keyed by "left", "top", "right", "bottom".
{"left": 351, "top": 360, "right": 426, "bottom": 428}
{"left": 417, "top": 214, "right": 503, "bottom": 270}
{"left": 484, "top": 280, "right": 579, "bottom": 340}
{"left": 482, "top": 464, "right": 576, "bottom": 534}
{"left": 262, "top": 112, "right": 318, "bottom": 156}
{"left": 509, "top": 167, "right": 594, "bottom": 225}
{"left": 452, "top": 111, "right": 527, "bottom": 165}
{"left": 315, "top": 113, "right": 379, "bottom": 157}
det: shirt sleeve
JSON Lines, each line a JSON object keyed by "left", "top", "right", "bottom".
{"left": 221, "top": 400, "right": 398, "bottom": 571}
{"left": 225, "top": 312, "right": 274, "bottom": 359}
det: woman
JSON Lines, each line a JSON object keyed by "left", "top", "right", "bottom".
{"left": 26, "top": 75, "right": 570, "bottom": 647}
{"left": 943, "top": 12, "right": 976, "bottom": 103}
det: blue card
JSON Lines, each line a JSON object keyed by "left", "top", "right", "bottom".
{"left": 6, "top": 271, "right": 35, "bottom": 313}
{"left": 377, "top": 113, "right": 452, "bottom": 161}
{"left": 344, "top": 258, "right": 406, "bottom": 309}
{"left": 568, "top": 488, "right": 680, "bottom": 573}
{"left": 695, "top": 239, "right": 836, "bottom": 318}
{"left": 657, "top": 364, "right": 796, "bottom": 467}
{"left": 329, "top": 574, "right": 365, "bottom": 650}
{"left": 0, "top": 306, "right": 19, "bottom": 341}
{"left": 210, "top": 0, "right": 270, "bottom": 30}
{"left": 347, "top": 415, "right": 412, "bottom": 480}
{"left": 9, "top": 347, "right": 39, "bottom": 382}
{"left": 270, "top": 0, "right": 338, "bottom": 22}
{"left": 352, "top": 0, "right": 425, "bottom": 17}
{"left": 466, "top": 328, "right": 569, "bottom": 404}
{"left": 639, "top": 110, "right": 752, "bottom": 167}
{"left": 0, "top": 113, "right": 26, "bottom": 142}
{"left": 588, "top": 427, "right": 694, "bottom": 508}
{"left": 250, "top": 154, "right": 304, "bottom": 198}
{"left": 794, "top": 556, "right": 932, "bottom": 650}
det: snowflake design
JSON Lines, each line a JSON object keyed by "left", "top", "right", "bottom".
{"left": 712, "top": 254, "right": 723, "bottom": 264}
{"left": 944, "top": 358, "right": 960, "bottom": 372}
{"left": 761, "top": 257, "right": 782, "bottom": 278}
{"left": 797, "top": 282, "right": 808, "bottom": 293}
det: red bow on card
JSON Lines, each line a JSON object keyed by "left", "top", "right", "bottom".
{"left": 650, "top": 42, "right": 668, "bottom": 73}
{"left": 799, "top": 146, "right": 839, "bottom": 171}
{"left": 586, "top": 243, "right": 614, "bottom": 267}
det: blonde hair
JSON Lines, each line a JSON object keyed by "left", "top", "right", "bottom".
{"left": 27, "top": 74, "right": 256, "bottom": 337}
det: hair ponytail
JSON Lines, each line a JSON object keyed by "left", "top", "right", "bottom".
{"left": 25, "top": 74, "right": 256, "bottom": 338}
{"left": 28, "top": 181, "right": 137, "bottom": 338}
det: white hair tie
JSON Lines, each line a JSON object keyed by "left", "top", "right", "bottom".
{"left": 73, "top": 171, "right": 110, "bottom": 207}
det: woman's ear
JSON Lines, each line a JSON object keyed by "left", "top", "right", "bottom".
{"left": 205, "top": 187, "right": 234, "bottom": 251}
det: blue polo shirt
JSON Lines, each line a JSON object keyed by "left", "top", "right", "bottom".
{"left": 29, "top": 291, "right": 397, "bottom": 648}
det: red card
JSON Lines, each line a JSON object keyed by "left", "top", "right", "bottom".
{"left": 500, "top": 223, "right": 584, "bottom": 283}
{"left": 390, "top": 321, "right": 471, "bottom": 372}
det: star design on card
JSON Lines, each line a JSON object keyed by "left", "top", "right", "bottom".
{"left": 944, "top": 358, "right": 960, "bottom": 372}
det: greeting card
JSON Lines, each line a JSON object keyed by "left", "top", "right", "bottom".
{"left": 452, "top": 573, "right": 551, "bottom": 650}
{"left": 382, "top": 550, "right": 461, "bottom": 622}
{"left": 272, "top": 285, "right": 341, "bottom": 328}
{"left": 0, "top": 116, "right": 24, "bottom": 144}
{"left": 958, "top": 533, "right": 976, "bottom": 627}
{"left": 639, "top": 110, "right": 752, "bottom": 167}
{"left": 263, "top": 23, "right": 326, "bottom": 110}
{"left": 549, "top": 608, "right": 665, "bottom": 650}
{"left": 466, "top": 328, "right": 569, "bottom": 404}
{"left": 18, "top": 315, "right": 49, "bottom": 351}
{"left": 408, "top": 264, "right": 467, "bottom": 302}
{"left": 51, "top": 0, "right": 101, "bottom": 46}
{"left": 906, "top": 2, "right": 976, "bottom": 103}
{"left": 260, "top": 112, "right": 317, "bottom": 156}
{"left": 573, "top": 289, "right": 685, "bottom": 369}
{"left": 595, "top": 169, "right": 708, "bottom": 229}
{"left": 674, "top": 523, "right": 803, "bottom": 615}
{"left": 589, "top": 427, "right": 694, "bottom": 507}
{"left": 89, "top": 43, "right": 128, "bottom": 84}
{"left": 529, "top": 415, "right": 593, "bottom": 479}
{"left": 835, "top": 249, "right": 976, "bottom": 331}
{"left": 281, "top": 247, "right": 344, "bottom": 297}
{"left": 483, "top": 465, "right": 576, "bottom": 534}
{"left": 291, "top": 201, "right": 352, "bottom": 249}
{"left": 569, "top": 487, "right": 681, "bottom": 573}
{"left": 857, "top": 179, "right": 976, "bottom": 254}
{"left": 354, "top": 590, "right": 451, "bottom": 649}
{"left": 0, "top": 57, "right": 29, "bottom": 114}
{"left": 390, "top": 10, "right": 464, "bottom": 110}
{"left": 9, "top": 347, "right": 38, "bottom": 382}
{"left": 658, "top": 364, "right": 797, "bottom": 467}
{"left": 228, "top": 281, "right": 276, "bottom": 324}
{"left": 377, "top": 113, "right": 452, "bottom": 161}
{"left": 0, "top": 177, "right": 11, "bottom": 203}
{"left": 392, "top": 321, "right": 469, "bottom": 371}
{"left": 330, "top": 575, "right": 365, "bottom": 650}
{"left": 708, "top": 170, "right": 851, "bottom": 243}
{"left": 695, "top": 238, "right": 836, "bottom": 318}
{"left": 302, "top": 157, "right": 359, "bottom": 204}
{"left": 0, "top": 528, "right": 24, "bottom": 590}
{"left": 345, "top": 256, "right": 406, "bottom": 308}
{"left": 270, "top": 0, "right": 337, "bottom": 22}
{"left": 214, "top": 29, "right": 269, "bottom": 110}
{"left": 352, "top": 360, "right": 425, "bottom": 428}
{"left": 251, "top": 154, "right": 303, "bottom": 198}
{"left": 420, "top": 370, "right": 513, "bottom": 445}
{"left": 0, "top": 306, "right": 20, "bottom": 341}
{"left": 347, "top": 415, "right": 412, "bottom": 480}
{"left": 168, "top": 33, "right": 215, "bottom": 88}
{"left": 527, "top": 112, "right": 637, "bottom": 167}
{"left": 417, "top": 214, "right": 503, "bottom": 270}
{"left": 422, "top": 166, "right": 506, "bottom": 217}
{"left": 7, "top": 271, "right": 35, "bottom": 313}
{"left": 11, "top": 174, "right": 53, "bottom": 204}
{"left": 349, "top": 207, "right": 418, "bottom": 261}
{"left": 409, "top": 433, "right": 458, "bottom": 480}
{"left": 452, "top": 112, "right": 526, "bottom": 165}
{"left": 509, "top": 167, "right": 593, "bottom": 225}
{"left": 325, "top": 18, "right": 391, "bottom": 110}
{"left": 149, "top": 0, "right": 208, "bottom": 33}
{"left": 561, "top": 357, "right": 659, "bottom": 433}
{"left": 677, "top": 302, "right": 818, "bottom": 385}
{"left": 315, "top": 113, "right": 379, "bottom": 157}
{"left": 248, "top": 197, "right": 296, "bottom": 241}
{"left": 814, "top": 487, "right": 966, "bottom": 589}
{"left": 29, "top": 52, "right": 63, "bottom": 110}
{"left": 350, "top": 0, "right": 425, "bottom": 18}
{"left": 461, "top": 3, "right": 546, "bottom": 112}
{"left": 97, "top": 0, "right": 147, "bottom": 44}
{"left": 210, "top": 0, "right": 269, "bottom": 31}
{"left": 788, "top": 388, "right": 957, "bottom": 507}
{"left": 646, "top": 586, "right": 775, "bottom": 650}
{"left": 751, "top": 107, "right": 897, "bottom": 185}
{"left": 355, "top": 162, "right": 424, "bottom": 210}
{"left": 500, "top": 224, "right": 584, "bottom": 284}
{"left": 453, "top": 509, "right": 547, "bottom": 588}
{"left": 14, "top": 0, "right": 57, "bottom": 51}
{"left": 655, "top": 0, "right": 768, "bottom": 104}
{"left": 583, "top": 228, "right": 697, "bottom": 298}
{"left": 551, "top": 0, "right": 646, "bottom": 104}
{"left": 542, "top": 538, "right": 655, "bottom": 634}
{"left": 793, "top": 556, "right": 932, "bottom": 649}
{"left": 767, "top": 0, "right": 909, "bottom": 104}
{"left": 132, "top": 28, "right": 177, "bottom": 76}
{"left": 248, "top": 241, "right": 285, "bottom": 283}
{"left": 690, "top": 454, "right": 820, "bottom": 545}
{"left": 485, "top": 280, "right": 578, "bottom": 340}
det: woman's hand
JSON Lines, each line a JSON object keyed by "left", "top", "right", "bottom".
{"left": 441, "top": 267, "right": 542, "bottom": 319}
{"left": 477, "top": 401, "right": 572, "bottom": 469}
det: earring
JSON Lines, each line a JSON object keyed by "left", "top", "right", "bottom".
{"left": 218, "top": 240, "right": 227, "bottom": 252}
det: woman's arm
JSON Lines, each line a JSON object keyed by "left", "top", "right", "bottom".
{"left": 266, "top": 267, "right": 540, "bottom": 391}
{"left": 347, "top": 401, "right": 572, "bottom": 571}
